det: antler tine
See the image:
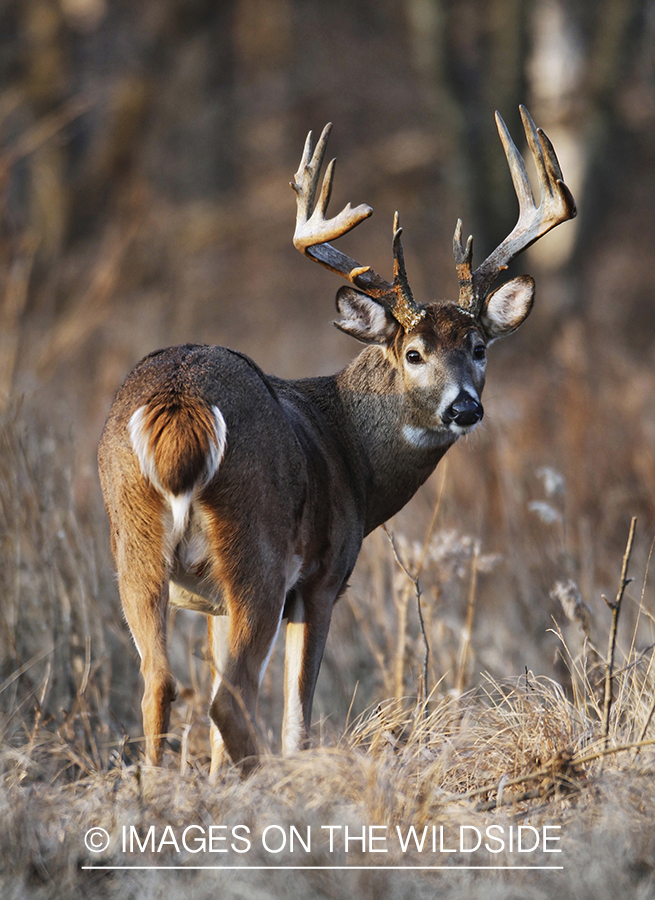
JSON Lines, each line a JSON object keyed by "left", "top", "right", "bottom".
{"left": 291, "top": 123, "right": 374, "bottom": 273}
{"left": 537, "top": 124, "right": 576, "bottom": 214}
{"left": 453, "top": 218, "right": 475, "bottom": 315}
{"left": 391, "top": 211, "right": 405, "bottom": 282}
{"left": 520, "top": 105, "right": 551, "bottom": 205}
{"left": 291, "top": 123, "right": 425, "bottom": 330}
{"left": 496, "top": 110, "right": 535, "bottom": 220}
{"left": 453, "top": 218, "right": 473, "bottom": 265}
{"left": 392, "top": 212, "right": 425, "bottom": 331}
{"left": 469, "top": 105, "right": 577, "bottom": 304}
{"left": 520, "top": 106, "right": 576, "bottom": 217}
{"left": 292, "top": 124, "right": 332, "bottom": 227}
{"left": 316, "top": 157, "right": 336, "bottom": 220}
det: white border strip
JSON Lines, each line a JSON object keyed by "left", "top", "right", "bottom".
{"left": 83, "top": 864, "right": 563, "bottom": 870}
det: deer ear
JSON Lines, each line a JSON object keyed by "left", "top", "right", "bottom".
{"left": 334, "top": 286, "right": 399, "bottom": 344}
{"left": 480, "top": 275, "right": 535, "bottom": 341}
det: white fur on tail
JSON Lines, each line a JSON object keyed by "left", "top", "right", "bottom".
{"left": 128, "top": 403, "right": 227, "bottom": 539}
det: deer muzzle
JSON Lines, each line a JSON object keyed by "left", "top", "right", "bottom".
{"left": 442, "top": 391, "right": 484, "bottom": 429}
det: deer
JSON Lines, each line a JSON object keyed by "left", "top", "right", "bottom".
{"left": 98, "top": 106, "right": 575, "bottom": 775}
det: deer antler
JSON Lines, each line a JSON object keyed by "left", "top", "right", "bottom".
{"left": 291, "top": 124, "right": 425, "bottom": 332}
{"left": 454, "top": 105, "right": 577, "bottom": 317}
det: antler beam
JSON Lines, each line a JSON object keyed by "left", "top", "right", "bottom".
{"left": 455, "top": 105, "right": 577, "bottom": 316}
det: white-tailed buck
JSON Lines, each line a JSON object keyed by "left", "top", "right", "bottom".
{"left": 99, "top": 107, "right": 575, "bottom": 773}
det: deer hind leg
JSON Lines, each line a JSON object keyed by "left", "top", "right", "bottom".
{"left": 119, "top": 576, "right": 177, "bottom": 766}
{"left": 208, "top": 575, "right": 286, "bottom": 773}
{"left": 282, "top": 589, "right": 333, "bottom": 756}
{"left": 114, "top": 511, "right": 176, "bottom": 767}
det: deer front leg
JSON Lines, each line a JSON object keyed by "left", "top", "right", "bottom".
{"left": 207, "top": 614, "right": 230, "bottom": 780}
{"left": 282, "top": 589, "right": 333, "bottom": 755}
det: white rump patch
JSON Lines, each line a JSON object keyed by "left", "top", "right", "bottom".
{"left": 128, "top": 403, "right": 227, "bottom": 542}
{"left": 177, "top": 508, "right": 211, "bottom": 572}
{"left": 128, "top": 405, "right": 160, "bottom": 488}
{"left": 169, "top": 491, "right": 194, "bottom": 542}
{"left": 206, "top": 406, "right": 228, "bottom": 485}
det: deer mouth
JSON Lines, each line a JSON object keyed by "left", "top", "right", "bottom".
{"left": 447, "top": 417, "right": 483, "bottom": 438}
{"left": 438, "top": 389, "right": 484, "bottom": 433}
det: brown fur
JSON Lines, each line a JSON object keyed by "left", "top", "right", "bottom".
{"left": 401, "top": 302, "right": 479, "bottom": 352}
{"left": 143, "top": 395, "right": 217, "bottom": 495}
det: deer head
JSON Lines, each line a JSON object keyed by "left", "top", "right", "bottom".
{"left": 292, "top": 109, "right": 576, "bottom": 442}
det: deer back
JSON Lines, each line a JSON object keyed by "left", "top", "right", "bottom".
{"left": 99, "top": 344, "right": 369, "bottom": 592}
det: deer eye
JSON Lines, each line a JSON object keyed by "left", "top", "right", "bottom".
{"left": 473, "top": 344, "right": 486, "bottom": 361}
{"left": 405, "top": 349, "right": 424, "bottom": 365}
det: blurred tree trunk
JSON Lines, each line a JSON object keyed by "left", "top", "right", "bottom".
{"left": 527, "top": 0, "right": 642, "bottom": 321}
{"left": 23, "top": 0, "right": 69, "bottom": 263}
{"left": 407, "top": 0, "right": 529, "bottom": 265}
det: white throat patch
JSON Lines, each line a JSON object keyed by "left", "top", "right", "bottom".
{"left": 402, "top": 424, "right": 452, "bottom": 449}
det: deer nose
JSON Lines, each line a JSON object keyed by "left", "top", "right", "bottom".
{"left": 443, "top": 392, "right": 484, "bottom": 427}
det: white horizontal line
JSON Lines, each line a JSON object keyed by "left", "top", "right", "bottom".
{"left": 82, "top": 865, "right": 564, "bottom": 871}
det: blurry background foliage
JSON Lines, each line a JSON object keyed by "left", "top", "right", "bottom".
{"left": 2, "top": 0, "right": 655, "bottom": 748}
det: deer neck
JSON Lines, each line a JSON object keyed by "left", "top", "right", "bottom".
{"left": 334, "top": 345, "right": 454, "bottom": 534}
